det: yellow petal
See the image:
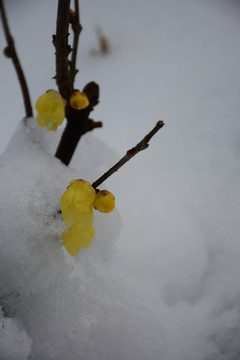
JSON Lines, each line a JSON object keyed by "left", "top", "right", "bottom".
{"left": 62, "top": 226, "right": 93, "bottom": 256}
{"left": 77, "top": 229, "right": 92, "bottom": 249}
{"left": 62, "top": 227, "right": 81, "bottom": 257}
{"left": 88, "top": 225, "right": 94, "bottom": 238}
{"left": 68, "top": 208, "right": 94, "bottom": 229}
{"left": 61, "top": 180, "right": 96, "bottom": 223}
{"left": 35, "top": 90, "right": 66, "bottom": 131}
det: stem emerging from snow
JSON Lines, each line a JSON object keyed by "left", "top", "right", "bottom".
{"left": 0, "top": 0, "right": 32, "bottom": 118}
{"left": 92, "top": 121, "right": 164, "bottom": 189}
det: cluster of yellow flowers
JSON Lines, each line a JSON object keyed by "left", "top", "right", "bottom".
{"left": 35, "top": 90, "right": 114, "bottom": 256}
{"left": 60, "top": 179, "right": 115, "bottom": 256}
{"left": 35, "top": 90, "right": 89, "bottom": 131}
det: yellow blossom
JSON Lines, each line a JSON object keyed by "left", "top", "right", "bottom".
{"left": 60, "top": 179, "right": 96, "bottom": 227}
{"left": 93, "top": 190, "right": 115, "bottom": 213}
{"left": 35, "top": 89, "right": 66, "bottom": 131}
{"left": 60, "top": 179, "right": 96, "bottom": 256}
{"left": 60, "top": 178, "right": 115, "bottom": 256}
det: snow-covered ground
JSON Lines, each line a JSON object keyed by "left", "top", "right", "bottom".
{"left": 1, "top": 0, "right": 240, "bottom": 359}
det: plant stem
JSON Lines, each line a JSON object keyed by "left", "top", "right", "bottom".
{"left": 92, "top": 121, "right": 164, "bottom": 189}
{"left": 54, "top": 0, "right": 101, "bottom": 166}
{"left": 55, "top": 81, "right": 102, "bottom": 165}
{"left": 54, "top": 109, "right": 102, "bottom": 166}
{"left": 0, "top": 0, "right": 32, "bottom": 117}
{"left": 55, "top": 0, "right": 72, "bottom": 100}
{"left": 69, "top": 0, "right": 82, "bottom": 86}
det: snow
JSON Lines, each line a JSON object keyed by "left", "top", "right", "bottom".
{"left": 0, "top": 308, "right": 32, "bottom": 360}
{"left": 0, "top": 120, "right": 165, "bottom": 359}
{"left": 1, "top": 0, "right": 240, "bottom": 359}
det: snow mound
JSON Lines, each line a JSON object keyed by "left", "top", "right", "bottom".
{"left": 0, "top": 118, "right": 164, "bottom": 359}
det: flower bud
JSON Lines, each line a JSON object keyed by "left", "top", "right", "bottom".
{"left": 69, "top": 91, "right": 89, "bottom": 110}
{"left": 93, "top": 190, "right": 115, "bottom": 213}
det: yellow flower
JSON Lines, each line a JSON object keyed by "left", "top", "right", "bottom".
{"left": 35, "top": 89, "right": 66, "bottom": 131}
{"left": 62, "top": 226, "right": 94, "bottom": 257}
{"left": 69, "top": 91, "right": 89, "bottom": 110}
{"left": 61, "top": 179, "right": 96, "bottom": 227}
{"left": 93, "top": 190, "right": 115, "bottom": 213}
{"left": 60, "top": 179, "right": 115, "bottom": 256}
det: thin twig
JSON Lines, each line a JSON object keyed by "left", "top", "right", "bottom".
{"left": 55, "top": 0, "right": 72, "bottom": 100}
{"left": 0, "top": 0, "right": 32, "bottom": 117}
{"left": 92, "top": 121, "right": 164, "bottom": 189}
{"left": 89, "top": 119, "right": 103, "bottom": 130}
{"left": 69, "top": 0, "right": 82, "bottom": 86}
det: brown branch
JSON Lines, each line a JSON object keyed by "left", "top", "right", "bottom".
{"left": 55, "top": 81, "right": 100, "bottom": 165}
{"left": 92, "top": 121, "right": 164, "bottom": 189}
{"left": 69, "top": 0, "right": 82, "bottom": 86}
{"left": 0, "top": 0, "right": 32, "bottom": 117}
{"left": 88, "top": 119, "right": 103, "bottom": 130}
{"left": 54, "top": 1, "right": 102, "bottom": 166}
{"left": 55, "top": 0, "right": 72, "bottom": 100}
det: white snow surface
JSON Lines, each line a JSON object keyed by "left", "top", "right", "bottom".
{"left": 1, "top": 0, "right": 240, "bottom": 359}
{"left": 1, "top": 120, "right": 163, "bottom": 360}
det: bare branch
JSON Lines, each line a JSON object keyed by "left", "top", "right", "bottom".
{"left": 92, "top": 121, "right": 164, "bottom": 189}
{"left": 0, "top": 0, "right": 32, "bottom": 117}
{"left": 55, "top": 0, "right": 72, "bottom": 100}
{"left": 55, "top": 81, "right": 100, "bottom": 166}
{"left": 54, "top": 1, "right": 102, "bottom": 166}
{"left": 69, "top": 1, "right": 82, "bottom": 86}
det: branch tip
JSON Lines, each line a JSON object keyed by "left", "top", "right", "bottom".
{"left": 92, "top": 121, "right": 165, "bottom": 189}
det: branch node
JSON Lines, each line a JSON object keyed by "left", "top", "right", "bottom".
{"left": 88, "top": 119, "right": 103, "bottom": 130}
{"left": 3, "top": 45, "right": 11, "bottom": 57}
